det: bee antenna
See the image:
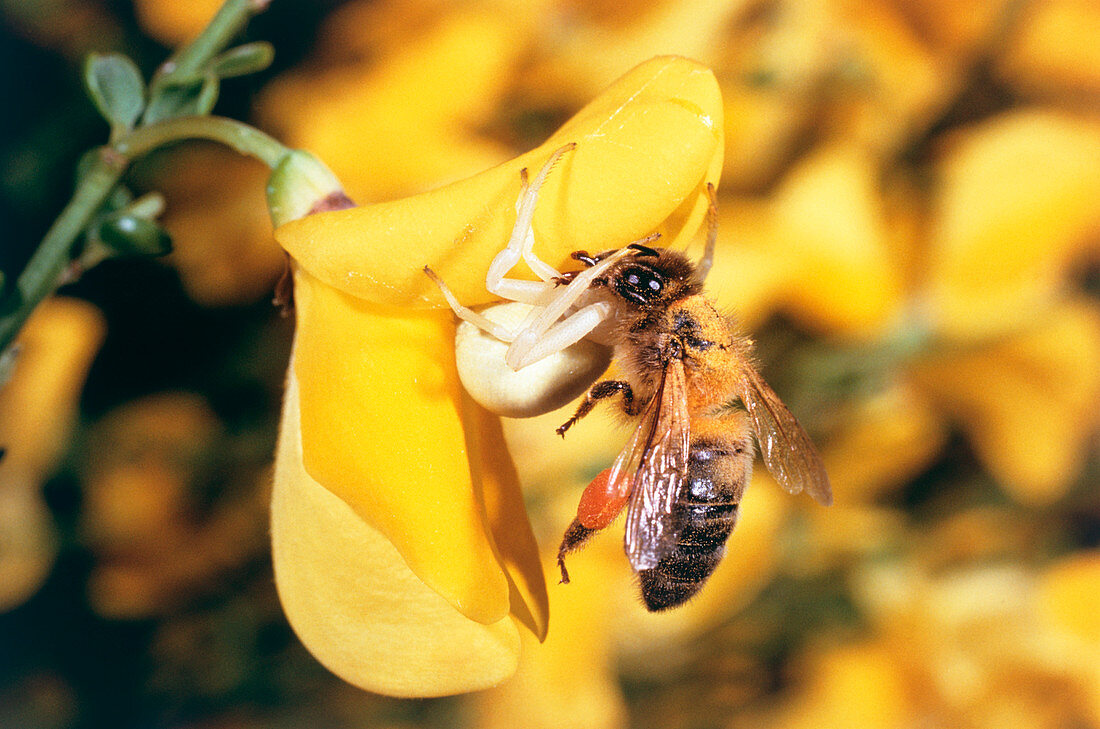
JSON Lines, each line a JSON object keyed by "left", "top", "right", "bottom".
{"left": 696, "top": 183, "right": 718, "bottom": 281}
{"left": 627, "top": 243, "right": 660, "bottom": 257}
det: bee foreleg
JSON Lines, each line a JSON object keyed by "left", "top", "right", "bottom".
{"left": 556, "top": 380, "right": 635, "bottom": 436}
{"left": 556, "top": 518, "right": 597, "bottom": 584}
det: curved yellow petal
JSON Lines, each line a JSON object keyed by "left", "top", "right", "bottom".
{"left": 1038, "top": 551, "right": 1100, "bottom": 643}
{"left": 274, "top": 56, "right": 724, "bottom": 308}
{"left": 0, "top": 298, "right": 104, "bottom": 611}
{"left": 908, "top": 300, "right": 1100, "bottom": 503}
{"left": 925, "top": 110, "right": 1100, "bottom": 340}
{"left": 292, "top": 268, "right": 512, "bottom": 624}
{"left": 463, "top": 399, "right": 549, "bottom": 640}
{"left": 272, "top": 373, "right": 521, "bottom": 697}
{"left": 475, "top": 549, "right": 627, "bottom": 729}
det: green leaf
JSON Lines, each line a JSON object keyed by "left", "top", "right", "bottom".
{"left": 142, "top": 73, "right": 220, "bottom": 124}
{"left": 84, "top": 53, "right": 146, "bottom": 136}
{"left": 95, "top": 214, "right": 173, "bottom": 258}
{"left": 211, "top": 42, "right": 275, "bottom": 79}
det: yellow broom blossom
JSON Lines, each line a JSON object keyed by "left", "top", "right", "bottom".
{"left": 270, "top": 56, "right": 724, "bottom": 696}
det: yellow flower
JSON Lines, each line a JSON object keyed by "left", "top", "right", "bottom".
{"left": 908, "top": 299, "right": 1100, "bottom": 504}
{"left": 155, "top": 145, "right": 287, "bottom": 307}
{"left": 258, "top": 7, "right": 531, "bottom": 202}
{"left": 271, "top": 56, "right": 724, "bottom": 696}
{"left": 708, "top": 143, "right": 907, "bottom": 339}
{"left": 132, "top": 0, "right": 224, "bottom": 47}
{"left": 924, "top": 109, "right": 1100, "bottom": 341}
{"left": 0, "top": 298, "right": 104, "bottom": 611}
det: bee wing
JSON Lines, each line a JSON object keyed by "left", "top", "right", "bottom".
{"left": 740, "top": 367, "right": 833, "bottom": 506}
{"left": 623, "top": 357, "right": 692, "bottom": 571}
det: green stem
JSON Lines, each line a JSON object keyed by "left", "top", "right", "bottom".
{"left": 0, "top": 0, "right": 275, "bottom": 355}
{"left": 0, "top": 149, "right": 126, "bottom": 352}
{"left": 117, "top": 116, "right": 290, "bottom": 168}
{"left": 152, "top": 0, "right": 269, "bottom": 90}
{"left": 0, "top": 117, "right": 289, "bottom": 354}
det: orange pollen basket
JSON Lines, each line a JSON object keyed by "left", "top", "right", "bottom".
{"left": 577, "top": 468, "right": 632, "bottom": 529}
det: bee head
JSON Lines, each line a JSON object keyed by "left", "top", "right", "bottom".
{"left": 608, "top": 247, "right": 701, "bottom": 307}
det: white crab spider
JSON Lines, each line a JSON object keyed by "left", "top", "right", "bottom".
{"left": 424, "top": 143, "right": 714, "bottom": 418}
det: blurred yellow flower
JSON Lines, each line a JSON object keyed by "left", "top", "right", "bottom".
{"left": 775, "top": 553, "right": 1100, "bottom": 729}
{"left": 132, "top": 0, "right": 224, "bottom": 47}
{"left": 0, "top": 298, "right": 104, "bottom": 611}
{"left": 79, "top": 392, "right": 268, "bottom": 618}
{"left": 924, "top": 109, "right": 1100, "bottom": 341}
{"left": 259, "top": 7, "right": 528, "bottom": 202}
{"left": 708, "top": 143, "right": 907, "bottom": 339}
{"left": 271, "top": 56, "right": 724, "bottom": 696}
{"left": 154, "top": 144, "right": 287, "bottom": 307}
{"left": 908, "top": 299, "right": 1100, "bottom": 504}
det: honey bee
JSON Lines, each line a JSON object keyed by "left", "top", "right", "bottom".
{"left": 426, "top": 145, "right": 831, "bottom": 611}
{"left": 552, "top": 240, "right": 832, "bottom": 610}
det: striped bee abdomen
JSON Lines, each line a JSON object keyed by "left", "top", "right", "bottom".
{"left": 638, "top": 432, "right": 753, "bottom": 611}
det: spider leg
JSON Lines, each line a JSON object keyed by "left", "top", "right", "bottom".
{"left": 486, "top": 143, "right": 576, "bottom": 298}
{"left": 423, "top": 266, "right": 518, "bottom": 341}
{"left": 506, "top": 300, "right": 614, "bottom": 370}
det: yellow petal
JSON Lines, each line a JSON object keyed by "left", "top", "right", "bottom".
{"left": 998, "top": 0, "right": 1100, "bottom": 98}
{"left": 292, "top": 268, "right": 511, "bottom": 624}
{"left": 775, "top": 145, "right": 906, "bottom": 337}
{"left": 1039, "top": 551, "right": 1100, "bottom": 643}
{"left": 259, "top": 9, "right": 525, "bottom": 202}
{"left": 474, "top": 550, "right": 627, "bottom": 729}
{"left": 275, "top": 56, "right": 723, "bottom": 308}
{"left": 908, "top": 300, "right": 1100, "bottom": 503}
{"left": 925, "top": 110, "right": 1100, "bottom": 340}
{"left": 0, "top": 298, "right": 104, "bottom": 611}
{"left": 272, "top": 372, "right": 521, "bottom": 697}
{"left": 0, "top": 298, "right": 105, "bottom": 476}
{"left": 783, "top": 643, "right": 911, "bottom": 729}
{"left": 463, "top": 399, "right": 549, "bottom": 640}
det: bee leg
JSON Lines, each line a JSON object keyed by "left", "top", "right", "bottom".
{"left": 556, "top": 518, "right": 596, "bottom": 584}
{"left": 556, "top": 380, "right": 635, "bottom": 437}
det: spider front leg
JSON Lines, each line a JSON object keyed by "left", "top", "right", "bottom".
{"left": 484, "top": 143, "right": 577, "bottom": 304}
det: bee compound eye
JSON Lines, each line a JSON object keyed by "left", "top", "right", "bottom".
{"left": 453, "top": 302, "right": 613, "bottom": 418}
{"left": 617, "top": 266, "right": 664, "bottom": 303}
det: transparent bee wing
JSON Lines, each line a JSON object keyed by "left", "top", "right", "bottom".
{"left": 740, "top": 367, "right": 833, "bottom": 506}
{"left": 623, "top": 358, "right": 692, "bottom": 571}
